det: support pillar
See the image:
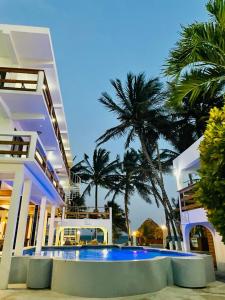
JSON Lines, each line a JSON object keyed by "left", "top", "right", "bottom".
{"left": 14, "top": 179, "right": 32, "bottom": 256}
{"left": 108, "top": 227, "right": 112, "bottom": 245}
{"left": 182, "top": 224, "right": 191, "bottom": 252}
{"left": 60, "top": 228, "right": 64, "bottom": 245}
{"left": 30, "top": 205, "right": 38, "bottom": 246}
{"left": 35, "top": 197, "right": 46, "bottom": 254}
{"left": 48, "top": 206, "right": 56, "bottom": 246}
{"left": 103, "top": 228, "right": 107, "bottom": 244}
{"left": 55, "top": 227, "right": 60, "bottom": 246}
{"left": 0, "top": 168, "right": 24, "bottom": 289}
{"left": 42, "top": 210, "right": 48, "bottom": 246}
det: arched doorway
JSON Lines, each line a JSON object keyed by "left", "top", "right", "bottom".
{"left": 189, "top": 225, "right": 217, "bottom": 267}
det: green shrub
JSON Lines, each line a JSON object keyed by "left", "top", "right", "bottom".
{"left": 196, "top": 105, "right": 225, "bottom": 242}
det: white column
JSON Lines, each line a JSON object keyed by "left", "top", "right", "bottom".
{"left": 182, "top": 224, "right": 191, "bottom": 252}
{"left": 35, "top": 197, "right": 46, "bottom": 254}
{"left": 60, "top": 228, "right": 64, "bottom": 245}
{"left": 108, "top": 208, "right": 113, "bottom": 245}
{"left": 0, "top": 168, "right": 24, "bottom": 289}
{"left": 108, "top": 226, "right": 112, "bottom": 245}
{"left": 55, "top": 227, "right": 60, "bottom": 246}
{"left": 26, "top": 215, "right": 33, "bottom": 245}
{"left": 48, "top": 206, "right": 56, "bottom": 246}
{"left": 62, "top": 207, "right": 65, "bottom": 219}
{"left": 161, "top": 225, "right": 168, "bottom": 249}
{"left": 14, "top": 179, "right": 32, "bottom": 256}
{"left": 103, "top": 228, "right": 107, "bottom": 244}
{"left": 42, "top": 210, "right": 48, "bottom": 246}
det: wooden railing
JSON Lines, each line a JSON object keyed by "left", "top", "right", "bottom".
{"left": 178, "top": 181, "right": 201, "bottom": 212}
{"left": 64, "top": 206, "right": 110, "bottom": 219}
{"left": 34, "top": 142, "right": 65, "bottom": 200}
{"left": 0, "top": 67, "right": 70, "bottom": 175}
{"left": 0, "top": 133, "right": 65, "bottom": 201}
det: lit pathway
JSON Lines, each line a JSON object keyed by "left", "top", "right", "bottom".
{"left": 0, "top": 282, "right": 225, "bottom": 300}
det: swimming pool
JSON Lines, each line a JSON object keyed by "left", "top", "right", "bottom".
{"left": 21, "top": 246, "right": 215, "bottom": 297}
{"left": 24, "top": 246, "right": 193, "bottom": 261}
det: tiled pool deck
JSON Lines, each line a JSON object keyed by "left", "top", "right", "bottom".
{"left": 0, "top": 281, "right": 225, "bottom": 300}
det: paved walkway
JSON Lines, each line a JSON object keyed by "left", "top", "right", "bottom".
{"left": 0, "top": 281, "right": 225, "bottom": 300}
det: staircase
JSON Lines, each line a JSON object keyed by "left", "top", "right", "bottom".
{"left": 66, "top": 173, "right": 81, "bottom": 205}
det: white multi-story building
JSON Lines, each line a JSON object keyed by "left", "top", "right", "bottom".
{"left": 0, "top": 24, "right": 112, "bottom": 289}
{"left": 173, "top": 137, "right": 225, "bottom": 272}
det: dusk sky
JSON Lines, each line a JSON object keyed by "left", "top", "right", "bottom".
{"left": 0, "top": 0, "right": 208, "bottom": 229}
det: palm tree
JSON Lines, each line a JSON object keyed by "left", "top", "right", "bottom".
{"left": 138, "top": 146, "right": 178, "bottom": 245}
{"left": 164, "top": 0, "right": 225, "bottom": 105}
{"left": 106, "top": 149, "right": 152, "bottom": 242}
{"left": 106, "top": 200, "right": 127, "bottom": 242}
{"left": 71, "top": 148, "right": 119, "bottom": 210}
{"left": 165, "top": 81, "right": 224, "bottom": 153}
{"left": 96, "top": 73, "right": 181, "bottom": 244}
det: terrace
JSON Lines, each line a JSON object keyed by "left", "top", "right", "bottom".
{"left": 178, "top": 179, "right": 201, "bottom": 212}
{"left": 0, "top": 67, "right": 70, "bottom": 176}
{"left": 64, "top": 206, "right": 110, "bottom": 219}
{"left": 0, "top": 131, "right": 65, "bottom": 200}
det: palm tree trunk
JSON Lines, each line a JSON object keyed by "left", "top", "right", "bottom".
{"left": 150, "top": 177, "right": 173, "bottom": 246}
{"left": 156, "top": 142, "right": 176, "bottom": 245}
{"left": 94, "top": 184, "right": 98, "bottom": 240}
{"left": 124, "top": 189, "right": 131, "bottom": 243}
{"left": 95, "top": 184, "right": 98, "bottom": 210}
{"left": 165, "top": 209, "right": 172, "bottom": 243}
{"left": 139, "top": 134, "right": 182, "bottom": 248}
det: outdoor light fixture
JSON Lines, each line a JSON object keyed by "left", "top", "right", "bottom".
{"left": 161, "top": 225, "right": 167, "bottom": 231}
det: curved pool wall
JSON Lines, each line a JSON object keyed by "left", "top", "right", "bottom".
{"left": 7, "top": 246, "right": 215, "bottom": 298}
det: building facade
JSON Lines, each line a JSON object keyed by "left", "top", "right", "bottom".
{"left": 173, "top": 137, "right": 225, "bottom": 272}
{"left": 0, "top": 24, "right": 74, "bottom": 288}
{"left": 0, "top": 24, "right": 113, "bottom": 289}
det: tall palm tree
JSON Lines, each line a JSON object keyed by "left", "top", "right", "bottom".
{"left": 106, "top": 149, "right": 152, "bottom": 242}
{"left": 71, "top": 148, "right": 119, "bottom": 210}
{"left": 164, "top": 0, "right": 225, "bottom": 105}
{"left": 106, "top": 200, "right": 127, "bottom": 242}
{"left": 165, "top": 82, "right": 224, "bottom": 153}
{"left": 96, "top": 73, "right": 181, "bottom": 243}
{"left": 138, "top": 146, "right": 178, "bottom": 244}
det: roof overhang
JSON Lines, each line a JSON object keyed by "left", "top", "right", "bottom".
{"left": 0, "top": 24, "right": 73, "bottom": 167}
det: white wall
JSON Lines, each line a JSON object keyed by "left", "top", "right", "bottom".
{"left": 173, "top": 137, "right": 225, "bottom": 272}
{"left": 173, "top": 137, "right": 203, "bottom": 190}
{"left": 181, "top": 208, "right": 208, "bottom": 225}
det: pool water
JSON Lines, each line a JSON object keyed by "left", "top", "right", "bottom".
{"left": 24, "top": 246, "right": 194, "bottom": 261}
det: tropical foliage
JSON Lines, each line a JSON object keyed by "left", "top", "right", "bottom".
{"left": 195, "top": 106, "right": 225, "bottom": 242}
{"left": 105, "top": 149, "right": 152, "bottom": 241}
{"left": 71, "top": 148, "right": 119, "bottom": 209}
{"left": 106, "top": 200, "right": 127, "bottom": 241}
{"left": 165, "top": 0, "right": 225, "bottom": 243}
{"left": 166, "top": 84, "right": 224, "bottom": 153}
{"left": 165, "top": 0, "right": 225, "bottom": 105}
{"left": 71, "top": 0, "right": 225, "bottom": 246}
{"left": 97, "top": 73, "right": 182, "bottom": 245}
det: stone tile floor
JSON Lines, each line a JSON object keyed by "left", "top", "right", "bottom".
{"left": 0, "top": 281, "right": 224, "bottom": 300}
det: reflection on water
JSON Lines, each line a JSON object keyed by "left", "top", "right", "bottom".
{"left": 35, "top": 248, "right": 193, "bottom": 261}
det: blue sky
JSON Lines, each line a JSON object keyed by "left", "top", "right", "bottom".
{"left": 0, "top": 0, "right": 208, "bottom": 229}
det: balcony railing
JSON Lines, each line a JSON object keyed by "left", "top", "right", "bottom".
{"left": 0, "top": 132, "right": 65, "bottom": 200}
{"left": 0, "top": 67, "right": 70, "bottom": 175}
{"left": 178, "top": 181, "right": 201, "bottom": 211}
{"left": 64, "top": 206, "right": 110, "bottom": 219}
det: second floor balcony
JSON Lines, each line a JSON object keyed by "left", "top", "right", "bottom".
{"left": 0, "top": 67, "right": 70, "bottom": 176}
{"left": 63, "top": 206, "right": 111, "bottom": 220}
{"left": 178, "top": 179, "right": 201, "bottom": 212}
{"left": 0, "top": 131, "right": 65, "bottom": 201}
